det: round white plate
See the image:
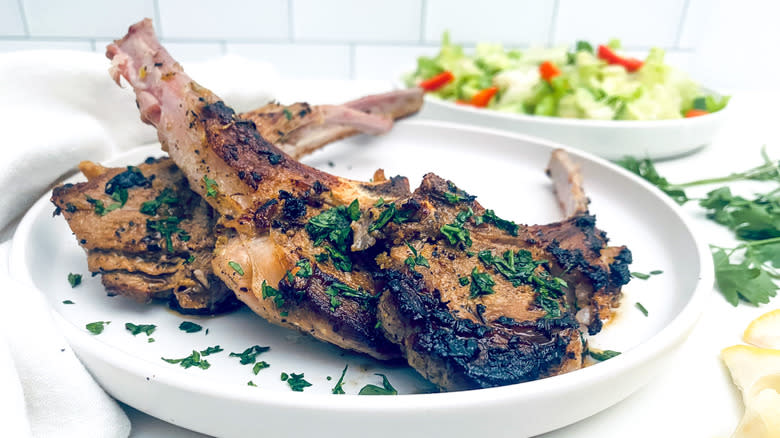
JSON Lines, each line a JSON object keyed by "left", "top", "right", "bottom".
{"left": 411, "top": 89, "right": 728, "bottom": 161}
{"left": 11, "top": 120, "right": 711, "bottom": 438}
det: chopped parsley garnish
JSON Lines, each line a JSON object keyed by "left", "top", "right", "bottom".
{"left": 650, "top": 270, "right": 664, "bottom": 275}
{"left": 295, "top": 259, "right": 312, "bottom": 278}
{"left": 475, "top": 209, "right": 518, "bottom": 236}
{"left": 358, "top": 374, "right": 397, "bottom": 395}
{"left": 85, "top": 196, "right": 105, "bottom": 215}
{"left": 281, "top": 372, "right": 312, "bottom": 392}
{"left": 200, "top": 345, "right": 224, "bottom": 356}
{"left": 247, "top": 380, "right": 258, "bottom": 387}
{"left": 185, "top": 254, "right": 196, "bottom": 264}
{"left": 179, "top": 321, "right": 203, "bottom": 333}
{"left": 374, "top": 198, "right": 385, "bottom": 208}
{"left": 369, "top": 203, "right": 395, "bottom": 232}
{"left": 86, "top": 321, "right": 110, "bottom": 335}
{"left": 67, "top": 273, "right": 82, "bottom": 288}
{"left": 125, "top": 322, "right": 156, "bottom": 336}
{"left": 253, "top": 361, "right": 270, "bottom": 375}
{"left": 261, "top": 280, "right": 285, "bottom": 309}
{"left": 458, "top": 276, "right": 470, "bottom": 286}
{"left": 305, "top": 200, "right": 360, "bottom": 272}
{"left": 440, "top": 208, "right": 473, "bottom": 248}
{"left": 631, "top": 271, "right": 651, "bottom": 280}
{"left": 325, "top": 282, "right": 376, "bottom": 311}
{"left": 140, "top": 187, "right": 178, "bottom": 215}
{"left": 230, "top": 345, "right": 271, "bottom": 365}
{"left": 228, "top": 261, "right": 245, "bottom": 276}
{"left": 478, "top": 249, "right": 567, "bottom": 316}
{"left": 162, "top": 350, "right": 211, "bottom": 370}
{"left": 146, "top": 216, "right": 189, "bottom": 252}
{"left": 148, "top": 338, "right": 155, "bottom": 343}
{"left": 404, "top": 242, "right": 430, "bottom": 270}
{"left": 62, "top": 300, "right": 75, "bottom": 304}
{"left": 332, "top": 364, "right": 348, "bottom": 394}
{"left": 283, "top": 108, "right": 293, "bottom": 120}
{"left": 203, "top": 175, "right": 219, "bottom": 198}
{"left": 469, "top": 267, "right": 495, "bottom": 299}
{"left": 635, "top": 302, "right": 649, "bottom": 317}
{"left": 588, "top": 349, "right": 621, "bottom": 361}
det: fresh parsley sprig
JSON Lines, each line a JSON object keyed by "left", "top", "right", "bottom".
{"left": 619, "top": 149, "right": 780, "bottom": 306}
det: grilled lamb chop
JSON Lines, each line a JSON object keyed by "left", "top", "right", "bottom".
{"left": 106, "top": 19, "right": 413, "bottom": 359}
{"left": 51, "top": 90, "right": 421, "bottom": 314}
{"left": 371, "top": 173, "right": 631, "bottom": 390}
{"left": 106, "top": 19, "right": 631, "bottom": 379}
{"left": 52, "top": 157, "right": 239, "bottom": 314}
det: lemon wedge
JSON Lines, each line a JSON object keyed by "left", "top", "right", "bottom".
{"left": 722, "top": 345, "right": 780, "bottom": 437}
{"left": 744, "top": 309, "right": 780, "bottom": 349}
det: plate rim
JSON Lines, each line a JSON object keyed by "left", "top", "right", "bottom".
{"left": 9, "top": 118, "right": 713, "bottom": 412}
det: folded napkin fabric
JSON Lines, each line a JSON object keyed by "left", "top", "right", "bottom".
{"left": 0, "top": 49, "right": 280, "bottom": 437}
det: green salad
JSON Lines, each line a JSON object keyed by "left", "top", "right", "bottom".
{"left": 405, "top": 34, "right": 729, "bottom": 120}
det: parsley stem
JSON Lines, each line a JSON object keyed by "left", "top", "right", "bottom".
{"left": 668, "top": 160, "right": 779, "bottom": 190}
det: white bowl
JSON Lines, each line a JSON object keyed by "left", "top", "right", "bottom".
{"left": 413, "top": 91, "right": 728, "bottom": 161}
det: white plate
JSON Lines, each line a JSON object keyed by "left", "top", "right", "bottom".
{"left": 412, "top": 90, "right": 728, "bottom": 161}
{"left": 10, "top": 120, "right": 711, "bottom": 438}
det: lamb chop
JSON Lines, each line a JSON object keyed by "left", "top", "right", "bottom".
{"left": 51, "top": 89, "right": 422, "bottom": 315}
{"left": 106, "top": 19, "right": 413, "bottom": 359}
{"left": 106, "top": 19, "right": 631, "bottom": 382}
{"left": 371, "top": 171, "right": 631, "bottom": 390}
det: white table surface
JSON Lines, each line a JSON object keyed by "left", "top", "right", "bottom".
{"left": 50, "top": 83, "right": 780, "bottom": 437}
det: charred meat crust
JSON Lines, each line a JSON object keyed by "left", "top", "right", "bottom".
{"left": 277, "top": 262, "right": 399, "bottom": 358}
{"left": 378, "top": 269, "right": 582, "bottom": 390}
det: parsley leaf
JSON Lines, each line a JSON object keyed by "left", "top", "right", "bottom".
{"left": 617, "top": 157, "right": 689, "bottom": 204}
{"left": 228, "top": 261, "right": 245, "bottom": 276}
{"left": 588, "top": 349, "right": 621, "bottom": 361}
{"left": 404, "top": 242, "right": 429, "bottom": 270}
{"left": 253, "top": 361, "right": 270, "bottom": 375}
{"left": 635, "top": 302, "right": 649, "bottom": 317}
{"left": 230, "top": 345, "right": 271, "bottom": 365}
{"left": 469, "top": 267, "right": 495, "bottom": 299}
{"left": 247, "top": 380, "right": 258, "bottom": 387}
{"left": 161, "top": 350, "right": 211, "bottom": 370}
{"left": 358, "top": 373, "right": 397, "bottom": 395}
{"left": 282, "top": 372, "right": 312, "bottom": 392}
{"left": 67, "top": 273, "right": 82, "bottom": 288}
{"left": 713, "top": 248, "right": 778, "bottom": 306}
{"left": 305, "top": 202, "right": 359, "bottom": 272}
{"left": 179, "top": 321, "right": 203, "bottom": 333}
{"left": 62, "top": 300, "right": 75, "bottom": 304}
{"left": 125, "top": 322, "right": 156, "bottom": 336}
{"left": 86, "top": 321, "right": 110, "bottom": 335}
{"left": 332, "top": 364, "right": 348, "bottom": 394}
{"left": 295, "top": 259, "right": 312, "bottom": 278}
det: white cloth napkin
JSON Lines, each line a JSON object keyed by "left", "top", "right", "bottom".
{"left": 0, "top": 49, "right": 280, "bottom": 437}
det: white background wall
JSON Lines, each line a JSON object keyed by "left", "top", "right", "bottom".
{"left": 0, "top": 0, "right": 777, "bottom": 89}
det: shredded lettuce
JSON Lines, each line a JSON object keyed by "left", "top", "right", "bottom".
{"left": 407, "top": 34, "right": 728, "bottom": 120}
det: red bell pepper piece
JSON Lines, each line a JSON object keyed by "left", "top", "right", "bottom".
{"left": 597, "top": 45, "right": 643, "bottom": 72}
{"left": 539, "top": 61, "right": 561, "bottom": 82}
{"left": 685, "top": 109, "right": 709, "bottom": 118}
{"left": 419, "top": 71, "right": 454, "bottom": 92}
{"left": 470, "top": 86, "right": 499, "bottom": 107}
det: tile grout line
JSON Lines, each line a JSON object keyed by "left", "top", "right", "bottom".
{"left": 16, "top": 0, "right": 29, "bottom": 37}
{"left": 153, "top": 0, "right": 163, "bottom": 37}
{"left": 349, "top": 43, "right": 356, "bottom": 79}
{"left": 674, "top": 0, "right": 691, "bottom": 48}
{"left": 548, "top": 0, "right": 560, "bottom": 46}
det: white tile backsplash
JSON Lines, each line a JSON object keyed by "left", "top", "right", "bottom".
{"left": 0, "top": 0, "right": 25, "bottom": 36}
{"left": 554, "top": 0, "right": 685, "bottom": 48}
{"left": 354, "top": 44, "right": 440, "bottom": 80}
{"left": 293, "top": 0, "right": 421, "bottom": 42}
{"left": 0, "top": 0, "right": 770, "bottom": 87}
{"left": 157, "top": 0, "right": 288, "bottom": 40}
{"left": 227, "top": 43, "right": 350, "bottom": 79}
{"left": 425, "top": 0, "right": 555, "bottom": 44}
{"left": 22, "top": 0, "right": 154, "bottom": 37}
